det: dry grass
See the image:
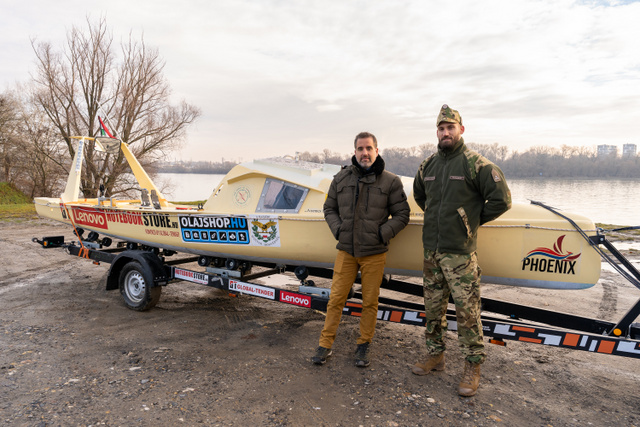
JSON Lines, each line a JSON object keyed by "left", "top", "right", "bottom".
{"left": 0, "top": 204, "right": 38, "bottom": 221}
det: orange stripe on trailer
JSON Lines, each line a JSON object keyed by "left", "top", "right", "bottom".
{"left": 389, "top": 311, "right": 403, "bottom": 323}
{"left": 519, "top": 337, "right": 543, "bottom": 344}
{"left": 513, "top": 325, "right": 536, "bottom": 333}
{"left": 346, "top": 302, "right": 362, "bottom": 308}
{"left": 351, "top": 312, "right": 362, "bottom": 317}
{"left": 597, "top": 340, "right": 615, "bottom": 354}
{"left": 563, "top": 333, "right": 580, "bottom": 347}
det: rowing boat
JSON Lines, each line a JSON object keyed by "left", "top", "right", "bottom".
{"left": 34, "top": 137, "right": 601, "bottom": 289}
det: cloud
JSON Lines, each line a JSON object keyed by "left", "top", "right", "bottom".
{"left": 2, "top": 0, "right": 640, "bottom": 160}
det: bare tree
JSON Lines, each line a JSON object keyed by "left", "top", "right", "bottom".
{"left": 31, "top": 17, "right": 200, "bottom": 198}
{"left": 0, "top": 88, "right": 69, "bottom": 197}
{"left": 18, "top": 93, "right": 69, "bottom": 198}
{"left": 0, "top": 92, "right": 21, "bottom": 183}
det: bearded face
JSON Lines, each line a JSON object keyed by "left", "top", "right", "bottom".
{"left": 355, "top": 137, "right": 378, "bottom": 169}
{"left": 437, "top": 122, "right": 464, "bottom": 150}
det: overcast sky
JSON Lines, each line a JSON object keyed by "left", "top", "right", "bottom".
{"left": 2, "top": 0, "right": 639, "bottom": 162}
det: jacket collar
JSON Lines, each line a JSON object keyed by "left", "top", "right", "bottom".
{"left": 437, "top": 137, "right": 465, "bottom": 159}
{"left": 351, "top": 154, "right": 385, "bottom": 177}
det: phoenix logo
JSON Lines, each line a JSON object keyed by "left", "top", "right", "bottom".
{"left": 524, "top": 235, "right": 581, "bottom": 261}
{"left": 522, "top": 235, "right": 580, "bottom": 275}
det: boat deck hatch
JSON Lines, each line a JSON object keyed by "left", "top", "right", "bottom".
{"left": 256, "top": 178, "right": 309, "bottom": 213}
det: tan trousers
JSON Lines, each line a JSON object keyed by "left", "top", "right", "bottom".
{"left": 319, "top": 250, "right": 387, "bottom": 348}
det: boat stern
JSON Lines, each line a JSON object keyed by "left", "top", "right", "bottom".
{"left": 34, "top": 197, "right": 69, "bottom": 224}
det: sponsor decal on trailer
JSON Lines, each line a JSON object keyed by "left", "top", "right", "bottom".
{"left": 522, "top": 235, "right": 581, "bottom": 275}
{"left": 335, "top": 300, "right": 640, "bottom": 359}
{"left": 178, "top": 214, "right": 280, "bottom": 247}
{"left": 174, "top": 268, "right": 208, "bottom": 285}
{"left": 229, "top": 280, "right": 275, "bottom": 300}
{"left": 279, "top": 291, "right": 311, "bottom": 308}
{"left": 487, "top": 322, "right": 640, "bottom": 358}
{"left": 71, "top": 207, "right": 109, "bottom": 230}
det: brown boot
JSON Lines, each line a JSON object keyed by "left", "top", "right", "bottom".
{"left": 411, "top": 353, "right": 445, "bottom": 375}
{"left": 458, "top": 360, "right": 481, "bottom": 396}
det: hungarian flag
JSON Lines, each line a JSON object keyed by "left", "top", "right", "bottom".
{"left": 98, "top": 116, "right": 114, "bottom": 138}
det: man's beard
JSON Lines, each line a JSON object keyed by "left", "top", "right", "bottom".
{"left": 358, "top": 157, "right": 372, "bottom": 168}
{"left": 438, "top": 136, "right": 458, "bottom": 150}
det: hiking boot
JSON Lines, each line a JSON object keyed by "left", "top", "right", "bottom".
{"left": 354, "top": 343, "right": 370, "bottom": 367}
{"left": 411, "top": 353, "right": 445, "bottom": 375}
{"left": 458, "top": 360, "right": 481, "bottom": 397}
{"left": 311, "top": 346, "right": 332, "bottom": 365}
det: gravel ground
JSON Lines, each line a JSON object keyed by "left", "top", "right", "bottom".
{"left": 1, "top": 218, "right": 640, "bottom": 426}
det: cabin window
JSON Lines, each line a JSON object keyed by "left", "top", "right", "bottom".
{"left": 256, "top": 178, "right": 308, "bottom": 213}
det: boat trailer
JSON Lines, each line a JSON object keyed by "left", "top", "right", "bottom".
{"left": 33, "top": 227, "right": 640, "bottom": 360}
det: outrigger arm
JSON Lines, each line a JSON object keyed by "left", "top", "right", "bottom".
{"left": 119, "top": 140, "right": 169, "bottom": 207}
{"left": 60, "top": 136, "right": 168, "bottom": 207}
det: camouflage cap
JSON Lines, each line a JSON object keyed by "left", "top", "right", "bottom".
{"left": 436, "top": 104, "right": 462, "bottom": 126}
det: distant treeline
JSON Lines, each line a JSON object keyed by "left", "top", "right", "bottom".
{"left": 159, "top": 143, "right": 640, "bottom": 178}
{"left": 158, "top": 160, "right": 239, "bottom": 174}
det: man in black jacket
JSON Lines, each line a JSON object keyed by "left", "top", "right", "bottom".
{"left": 312, "top": 132, "right": 410, "bottom": 367}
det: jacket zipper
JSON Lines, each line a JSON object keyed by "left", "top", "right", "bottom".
{"left": 436, "top": 155, "right": 449, "bottom": 251}
{"left": 354, "top": 176, "right": 361, "bottom": 252}
{"left": 366, "top": 187, "right": 370, "bottom": 212}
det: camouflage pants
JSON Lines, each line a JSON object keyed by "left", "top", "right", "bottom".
{"left": 422, "top": 249, "right": 485, "bottom": 364}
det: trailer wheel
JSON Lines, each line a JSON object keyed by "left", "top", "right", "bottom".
{"left": 119, "top": 261, "right": 162, "bottom": 311}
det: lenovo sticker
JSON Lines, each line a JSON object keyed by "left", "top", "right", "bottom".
{"left": 279, "top": 291, "right": 311, "bottom": 308}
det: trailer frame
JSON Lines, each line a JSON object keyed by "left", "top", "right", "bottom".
{"left": 33, "top": 232, "right": 640, "bottom": 360}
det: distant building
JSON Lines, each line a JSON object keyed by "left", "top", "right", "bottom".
{"left": 597, "top": 144, "right": 618, "bottom": 157}
{"left": 622, "top": 144, "right": 637, "bottom": 157}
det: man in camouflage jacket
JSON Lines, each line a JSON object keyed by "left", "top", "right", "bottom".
{"left": 411, "top": 105, "right": 511, "bottom": 397}
{"left": 312, "top": 131, "right": 410, "bottom": 368}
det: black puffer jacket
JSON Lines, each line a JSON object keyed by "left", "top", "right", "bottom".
{"left": 324, "top": 155, "right": 410, "bottom": 257}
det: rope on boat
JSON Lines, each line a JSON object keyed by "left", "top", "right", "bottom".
{"left": 278, "top": 217, "right": 326, "bottom": 222}
{"left": 481, "top": 225, "right": 598, "bottom": 232}
{"left": 282, "top": 216, "right": 597, "bottom": 232}
{"left": 530, "top": 200, "right": 639, "bottom": 287}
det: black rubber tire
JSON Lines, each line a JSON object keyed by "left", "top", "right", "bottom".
{"left": 119, "top": 261, "right": 162, "bottom": 311}
{"left": 294, "top": 266, "right": 309, "bottom": 281}
{"left": 225, "top": 259, "right": 239, "bottom": 270}
{"left": 198, "top": 256, "right": 211, "bottom": 267}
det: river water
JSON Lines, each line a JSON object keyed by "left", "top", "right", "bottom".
{"left": 157, "top": 173, "right": 640, "bottom": 227}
